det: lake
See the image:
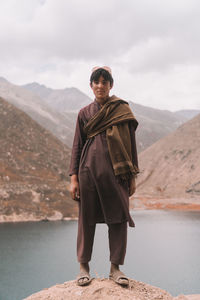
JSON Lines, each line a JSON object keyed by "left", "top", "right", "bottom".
{"left": 0, "top": 210, "right": 200, "bottom": 300}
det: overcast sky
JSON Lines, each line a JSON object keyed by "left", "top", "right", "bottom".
{"left": 0, "top": 0, "right": 200, "bottom": 111}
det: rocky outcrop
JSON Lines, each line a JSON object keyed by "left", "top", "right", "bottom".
{"left": 24, "top": 278, "right": 200, "bottom": 300}
{"left": 0, "top": 97, "right": 77, "bottom": 222}
{"left": 135, "top": 113, "right": 200, "bottom": 202}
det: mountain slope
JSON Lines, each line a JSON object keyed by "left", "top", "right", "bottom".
{"left": 0, "top": 97, "right": 77, "bottom": 222}
{"left": 136, "top": 113, "right": 200, "bottom": 200}
{"left": 0, "top": 77, "right": 75, "bottom": 146}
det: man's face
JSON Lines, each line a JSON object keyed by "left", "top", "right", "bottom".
{"left": 90, "top": 75, "right": 112, "bottom": 100}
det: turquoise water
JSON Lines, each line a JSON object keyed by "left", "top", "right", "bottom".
{"left": 0, "top": 210, "right": 200, "bottom": 300}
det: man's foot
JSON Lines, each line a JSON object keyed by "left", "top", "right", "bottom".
{"left": 77, "top": 271, "right": 92, "bottom": 286}
{"left": 109, "top": 263, "right": 129, "bottom": 286}
{"left": 77, "top": 263, "right": 92, "bottom": 286}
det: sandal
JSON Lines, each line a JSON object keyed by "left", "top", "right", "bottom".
{"left": 109, "top": 270, "right": 129, "bottom": 286}
{"left": 76, "top": 271, "right": 92, "bottom": 286}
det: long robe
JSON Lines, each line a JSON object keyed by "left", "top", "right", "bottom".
{"left": 69, "top": 99, "right": 139, "bottom": 227}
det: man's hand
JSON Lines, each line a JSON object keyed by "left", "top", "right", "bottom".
{"left": 70, "top": 174, "right": 80, "bottom": 201}
{"left": 129, "top": 176, "right": 136, "bottom": 196}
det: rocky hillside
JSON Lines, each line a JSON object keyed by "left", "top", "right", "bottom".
{"left": 0, "top": 97, "right": 77, "bottom": 222}
{"left": 135, "top": 113, "right": 200, "bottom": 204}
{"left": 24, "top": 278, "right": 198, "bottom": 300}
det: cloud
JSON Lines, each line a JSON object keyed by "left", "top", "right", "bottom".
{"left": 0, "top": 0, "right": 200, "bottom": 110}
{"left": 2, "top": 0, "right": 199, "bottom": 63}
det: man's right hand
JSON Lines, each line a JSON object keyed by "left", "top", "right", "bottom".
{"left": 70, "top": 174, "right": 80, "bottom": 201}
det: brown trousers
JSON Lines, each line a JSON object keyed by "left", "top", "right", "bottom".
{"left": 77, "top": 219, "right": 127, "bottom": 265}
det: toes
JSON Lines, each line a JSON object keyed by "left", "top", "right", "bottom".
{"left": 77, "top": 275, "right": 91, "bottom": 286}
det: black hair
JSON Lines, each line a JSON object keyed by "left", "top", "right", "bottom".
{"left": 90, "top": 68, "right": 114, "bottom": 86}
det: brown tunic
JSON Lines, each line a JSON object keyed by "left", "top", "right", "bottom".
{"left": 69, "top": 99, "right": 139, "bottom": 227}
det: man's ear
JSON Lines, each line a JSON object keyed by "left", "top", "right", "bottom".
{"left": 90, "top": 82, "right": 93, "bottom": 89}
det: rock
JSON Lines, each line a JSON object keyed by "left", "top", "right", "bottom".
{"left": 24, "top": 278, "right": 174, "bottom": 300}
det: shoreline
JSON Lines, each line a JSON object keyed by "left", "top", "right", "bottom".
{"left": 0, "top": 214, "right": 78, "bottom": 224}
{"left": 1, "top": 205, "right": 200, "bottom": 223}
{"left": 130, "top": 195, "right": 200, "bottom": 211}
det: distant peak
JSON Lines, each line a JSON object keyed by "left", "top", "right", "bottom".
{"left": 0, "top": 76, "right": 9, "bottom": 83}
{"left": 22, "top": 82, "right": 53, "bottom": 93}
{"left": 24, "top": 82, "right": 47, "bottom": 88}
{"left": 64, "top": 86, "right": 77, "bottom": 91}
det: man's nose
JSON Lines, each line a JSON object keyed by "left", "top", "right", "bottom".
{"left": 97, "top": 82, "right": 103, "bottom": 88}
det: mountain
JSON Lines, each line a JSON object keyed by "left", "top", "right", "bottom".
{"left": 0, "top": 97, "right": 77, "bottom": 222}
{"left": 0, "top": 77, "right": 75, "bottom": 146}
{"left": 22, "top": 81, "right": 190, "bottom": 152}
{"left": 2, "top": 77, "right": 199, "bottom": 152}
{"left": 22, "top": 82, "right": 91, "bottom": 112}
{"left": 135, "top": 112, "right": 200, "bottom": 204}
{"left": 174, "top": 109, "right": 200, "bottom": 121}
{"left": 129, "top": 101, "right": 186, "bottom": 152}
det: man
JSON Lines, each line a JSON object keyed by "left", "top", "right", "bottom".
{"left": 69, "top": 66, "right": 139, "bottom": 286}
